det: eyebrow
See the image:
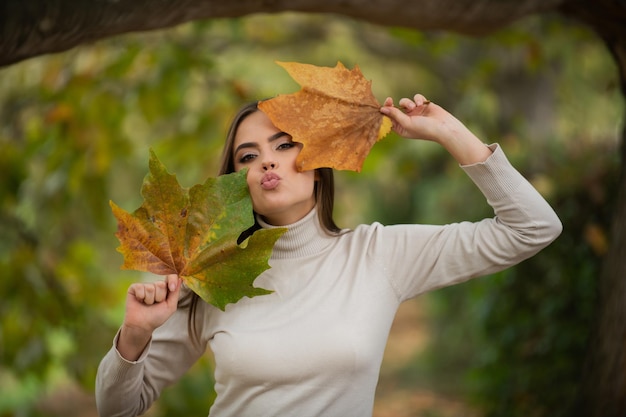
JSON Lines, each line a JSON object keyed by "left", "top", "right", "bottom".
{"left": 234, "top": 131, "right": 291, "bottom": 155}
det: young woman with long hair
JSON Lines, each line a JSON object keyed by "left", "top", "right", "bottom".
{"left": 96, "top": 94, "right": 562, "bottom": 417}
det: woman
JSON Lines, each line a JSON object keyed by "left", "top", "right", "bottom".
{"left": 96, "top": 94, "right": 562, "bottom": 416}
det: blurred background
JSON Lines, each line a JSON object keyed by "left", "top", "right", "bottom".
{"left": 0, "top": 11, "right": 623, "bottom": 417}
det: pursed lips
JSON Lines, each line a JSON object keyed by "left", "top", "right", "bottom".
{"left": 260, "top": 172, "right": 281, "bottom": 190}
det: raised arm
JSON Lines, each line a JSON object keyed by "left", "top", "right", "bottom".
{"left": 376, "top": 94, "right": 562, "bottom": 298}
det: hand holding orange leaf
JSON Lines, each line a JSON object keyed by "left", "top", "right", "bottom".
{"left": 258, "top": 61, "right": 392, "bottom": 172}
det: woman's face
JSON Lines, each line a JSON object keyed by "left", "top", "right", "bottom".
{"left": 233, "top": 110, "right": 316, "bottom": 226}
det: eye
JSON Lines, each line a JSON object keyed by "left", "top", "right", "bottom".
{"left": 277, "top": 142, "right": 295, "bottom": 150}
{"left": 238, "top": 153, "right": 257, "bottom": 164}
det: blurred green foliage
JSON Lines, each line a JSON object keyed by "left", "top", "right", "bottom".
{"left": 0, "top": 11, "right": 622, "bottom": 417}
{"left": 418, "top": 139, "right": 619, "bottom": 417}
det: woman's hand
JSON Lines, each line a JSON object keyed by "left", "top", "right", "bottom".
{"left": 380, "top": 94, "right": 492, "bottom": 165}
{"left": 380, "top": 94, "right": 442, "bottom": 142}
{"left": 117, "top": 274, "right": 182, "bottom": 361}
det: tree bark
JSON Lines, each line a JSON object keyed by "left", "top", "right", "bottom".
{"left": 560, "top": 3, "right": 626, "bottom": 415}
{"left": 577, "top": 108, "right": 626, "bottom": 417}
{"left": 1, "top": 0, "right": 563, "bottom": 67}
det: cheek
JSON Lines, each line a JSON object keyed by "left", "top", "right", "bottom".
{"left": 301, "top": 172, "right": 317, "bottom": 192}
{"left": 245, "top": 171, "right": 256, "bottom": 190}
{"left": 233, "top": 160, "right": 244, "bottom": 172}
{"left": 245, "top": 175, "right": 261, "bottom": 208}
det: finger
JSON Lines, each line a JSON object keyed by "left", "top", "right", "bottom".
{"left": 380, "top": 104, "right": 411, "bottom": 125}
{"left": 166, "top": 277, "right": 183, "bottom": 308}
{"left": 382, "top": 97, "right": 394, "bottom": 107}
{"left": 166, "top": 274, "right": 179, "bottom": 292}
{"left": 128, "top": 283, "right": 145, "bottom": 302}
{"left": 143, "top": 283, "right": 156, "bottom": 305}
{"left": 153, "top": 281, "right": 168, "bottom": 303}
{"left": 398, "top": 97, "right": 416, "bottom": 112}
{"left": 413, "top": 93, "right": 429, "bottom": 106}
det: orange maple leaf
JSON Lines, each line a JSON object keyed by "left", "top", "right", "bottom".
{"left": 258, "top": 61, "right": 392, "bottom": 172}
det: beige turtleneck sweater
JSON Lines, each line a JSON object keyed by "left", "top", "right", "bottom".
{"left": 95, "top": 144, "right": 562, "bottom": 417}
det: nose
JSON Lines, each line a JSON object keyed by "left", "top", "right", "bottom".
{"left": 262, "top": 161, "right": 278, "bottom": 170}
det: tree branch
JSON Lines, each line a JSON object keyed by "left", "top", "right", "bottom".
{"left": 1, "top": 0, "right": 564, "bottom": 67}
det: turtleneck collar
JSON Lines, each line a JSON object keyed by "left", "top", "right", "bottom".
{"left": 256, "top": 207, "right": 338, "bottom": 259}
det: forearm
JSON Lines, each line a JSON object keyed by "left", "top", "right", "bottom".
{"left": 462, "top": 144, "right": 563, "bottom": 251}
{"left": 434, "top": 113, "right": 493, "bottom": 165}
{"left": 118, "top": 324, "right": 152, "bottom": 361}
{"left": 95, "top": 331, "right": 153, "bottom": 417}
{"left": 384, "top": 144, "right": 562, "bottom": 300}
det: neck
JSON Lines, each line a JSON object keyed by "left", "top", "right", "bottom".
{"left": 257, "top": 207, "right": 338, "bottom": 259}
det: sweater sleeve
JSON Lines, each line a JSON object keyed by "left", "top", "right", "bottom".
{"left": 373, "top": 143, "right": 562, "bottom": 301}
{"left": 95, "top": 300, "right": 208, "bottom": 417}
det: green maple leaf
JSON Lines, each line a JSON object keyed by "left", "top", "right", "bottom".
{"left": 110, "top": 149, "right": 286, "bottom": 311}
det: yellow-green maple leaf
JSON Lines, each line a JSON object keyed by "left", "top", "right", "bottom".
{"left": 110, "top": 150, "right": 286, "bottom": 310}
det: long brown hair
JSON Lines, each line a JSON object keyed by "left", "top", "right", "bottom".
{"left": 184, "top": 101, "right": 341, "bottom": 341}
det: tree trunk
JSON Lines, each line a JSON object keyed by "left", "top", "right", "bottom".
{"left": 579, "top": 107, "right": 626, "bottom": 417}
{"left": 575, "top": 72, "right": 626, "bottom": 417}
{"left": 559, "top": 1, "right": 626, "bottom": 415}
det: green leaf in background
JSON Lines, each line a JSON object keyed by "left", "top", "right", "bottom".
{"left": 110, "top": 149, "right": 286, "bottom": 310}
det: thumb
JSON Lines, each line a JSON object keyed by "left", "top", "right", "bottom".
{"left": 166, "top": 274, "right": 180, "bottom": 292}
{"left": 380, "top": 104, "right": 402, "bottom": 118}
{"left": 380, "top": 105, "right": 411, "bottom": 128}
{"left": 165, "top": 274, "right": 182, "bottom": 304}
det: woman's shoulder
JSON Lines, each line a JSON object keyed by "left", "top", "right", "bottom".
{"left": 339, "top": 221, "right": 413, "bottom": 243}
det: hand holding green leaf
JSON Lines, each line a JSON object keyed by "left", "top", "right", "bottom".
{"left": 110, "top": 150, "right": 286, "bottom": 311}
